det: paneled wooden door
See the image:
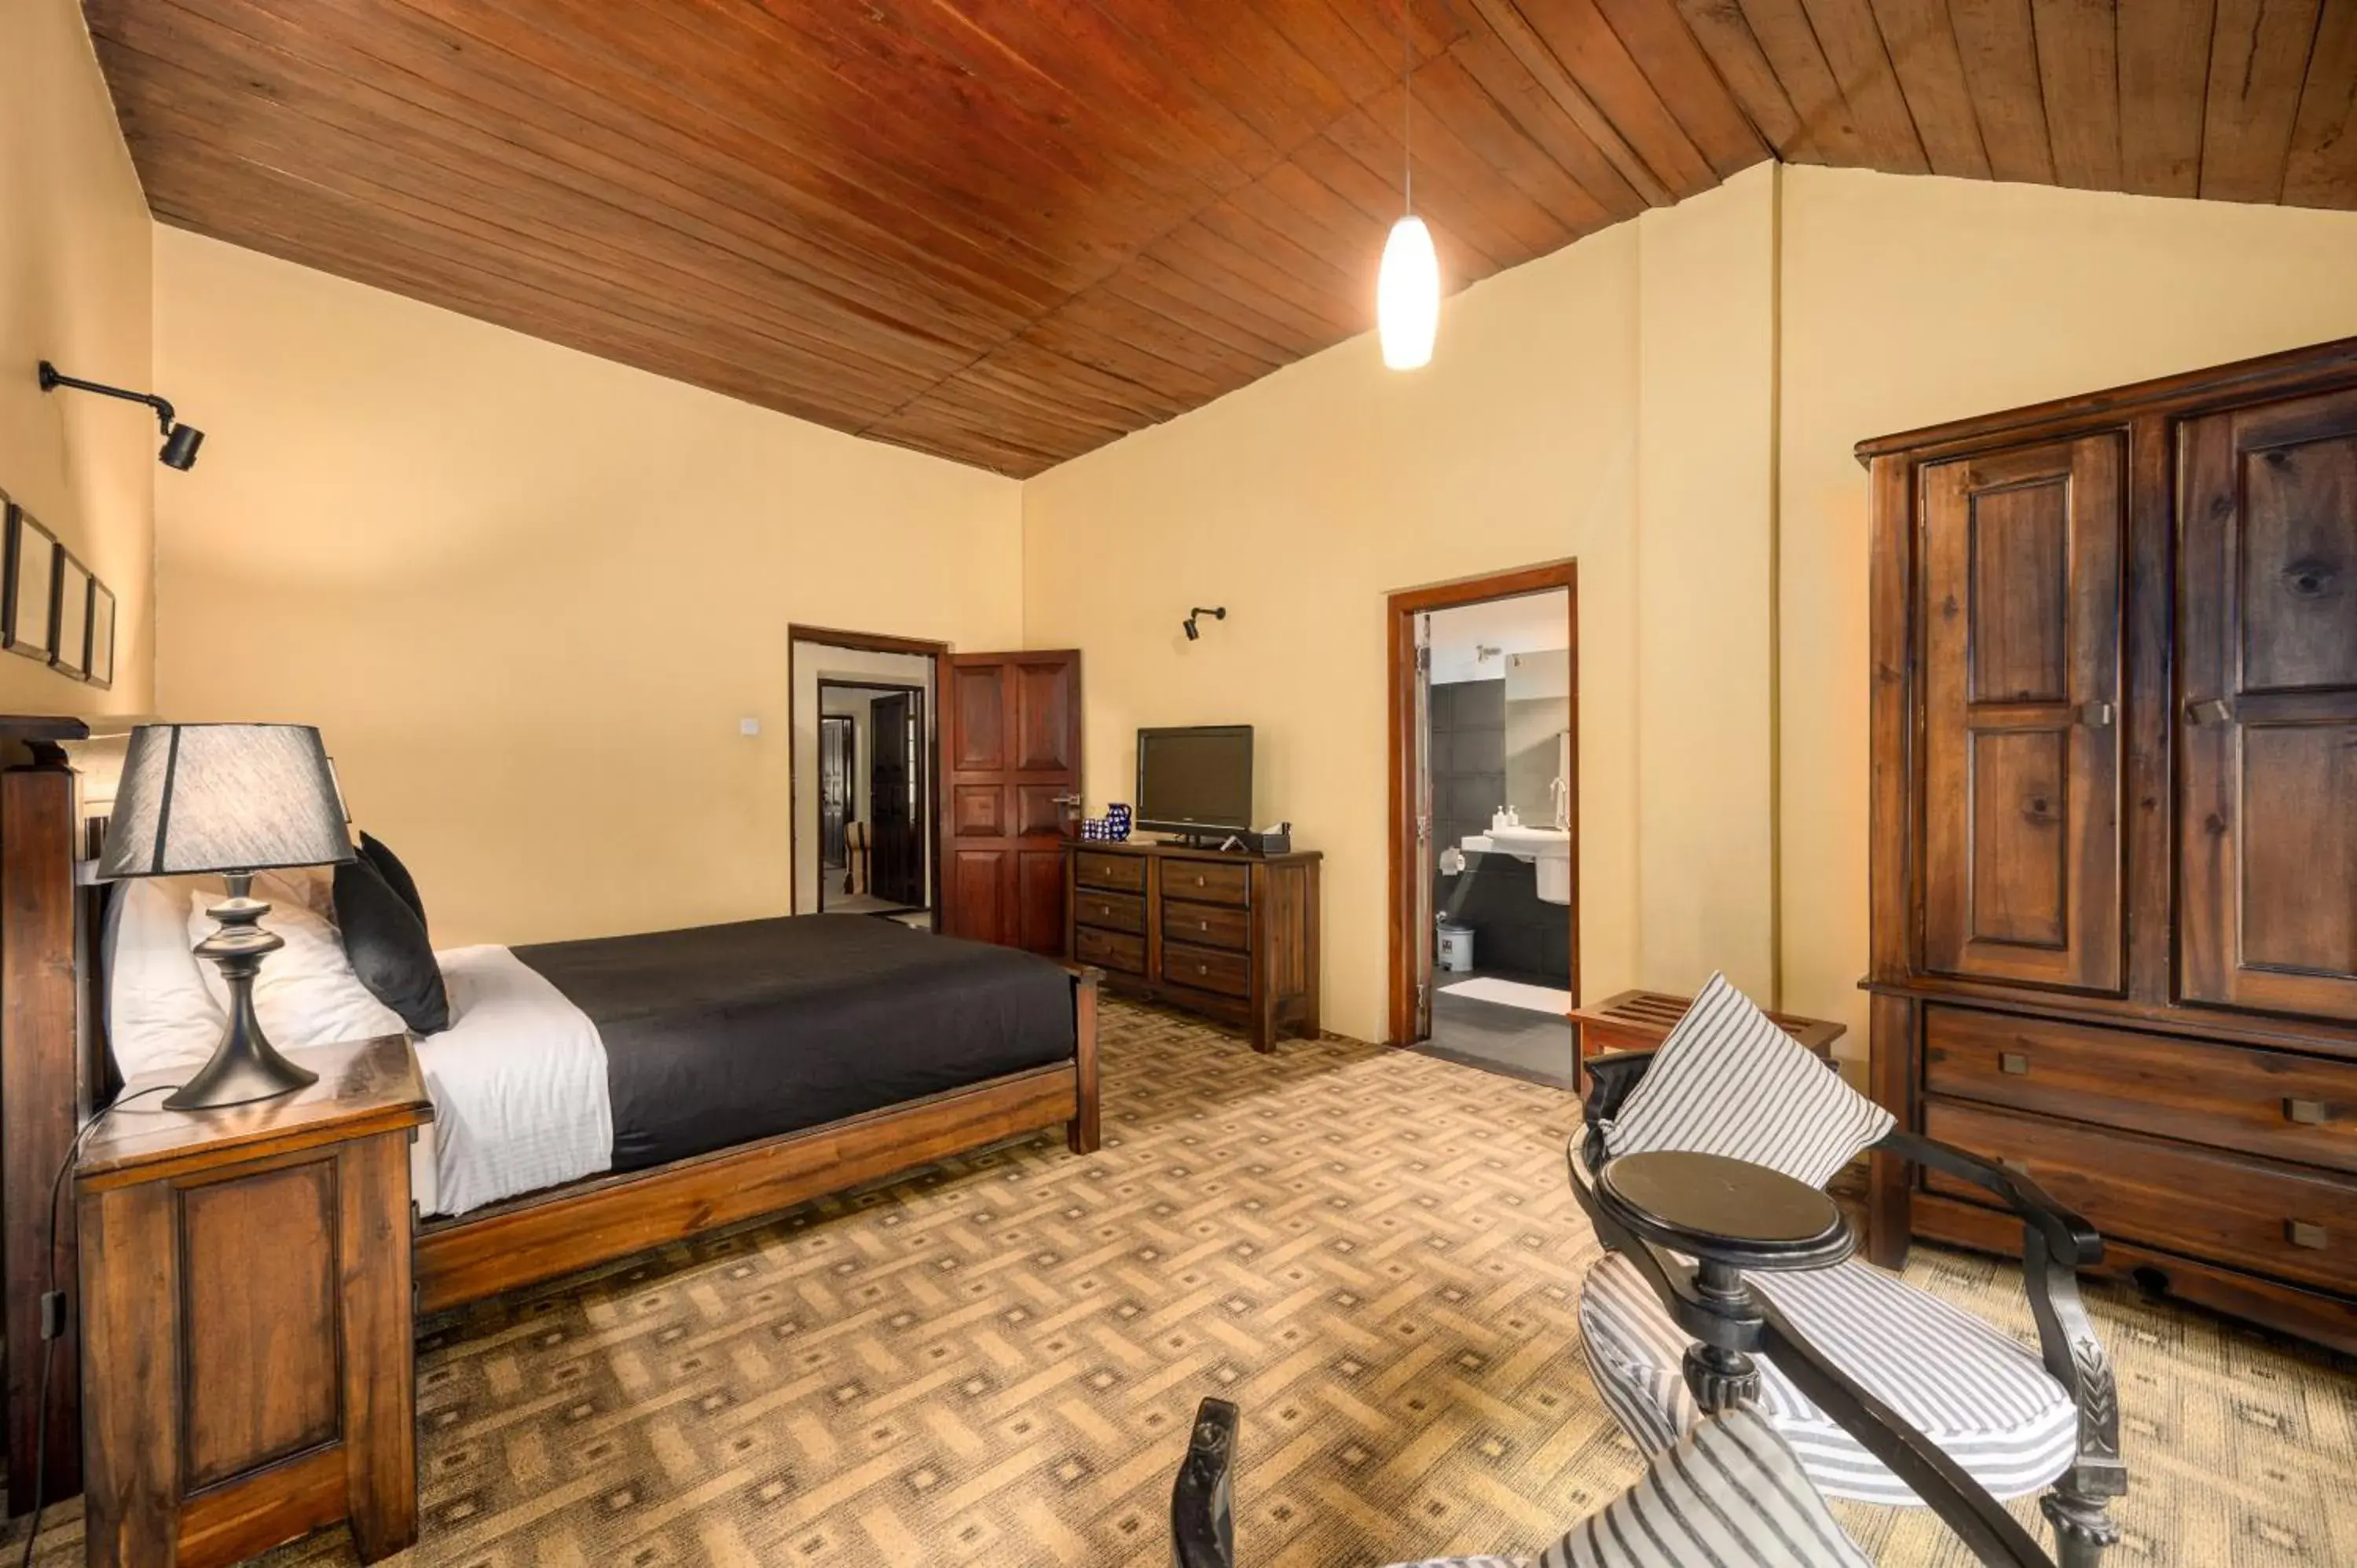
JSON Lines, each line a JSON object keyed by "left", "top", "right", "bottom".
{"left": 1919, "top": 434, "right": 2126, "bottom": 993}
{"left": 2180, "top": 392, "right": 2357, "bottom": 1021}
{"left": 871, "top": 691, "right": 924, "bottom": 909}
{"left": 939, "top": 651, "right": 1082, "bottom": 952}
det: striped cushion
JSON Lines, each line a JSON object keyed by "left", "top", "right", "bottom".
{"left": 1580, "top": 1252, "right": 2079, "bottom": 1506}
{"left": 1600, "top": 973, "right": 1893, "bottom": 1188}
{"left": 1379, "top": 1409, "right": 1868, "bottom": 1567}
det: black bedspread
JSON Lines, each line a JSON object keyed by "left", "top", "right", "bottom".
{"left": 511, "top": 914, "right": 1076, "bottom": 1171}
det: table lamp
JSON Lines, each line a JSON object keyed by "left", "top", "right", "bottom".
{"left": 97, "top": 724, "right": 355, "bottom": 1110}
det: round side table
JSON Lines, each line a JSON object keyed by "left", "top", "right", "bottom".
{"left": 1594, "top": 1149, "right": 1854, "bottom": 1412}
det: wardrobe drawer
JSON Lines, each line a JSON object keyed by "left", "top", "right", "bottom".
{"left": 1163, "top": 940, "right": 1251, "bottom": 999}
{"left": 1924, "top": 1098, "right": 2357, "bottom": 1294}
{"left": 1163, "top": 859, "right": 1250, "bottom": 907}
{"left": 1925, "top": 1007, "right": 2357, "bottom": 1174}
{"left": 1074, "top": 889, "right": 1146, "bottom": 936}
{"left": 1072, "top": 852, "right": 1146, "bottom": 894}
{"left": 1162, "top": 899, "right": 1249, "bottom": 952}
{"left": 1073, "top": 925, "right": 1145, "bottom": 976}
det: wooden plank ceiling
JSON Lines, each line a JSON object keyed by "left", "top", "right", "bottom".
{"left": 86, "top": 1, "right": 2357, "bottom": 475}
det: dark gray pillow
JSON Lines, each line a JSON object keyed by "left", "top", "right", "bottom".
{"left": 334, "top": 857, "right": 449, "bottom": 1035}
{"left": 357, "top": 830, "right": 428, "bottom": 937}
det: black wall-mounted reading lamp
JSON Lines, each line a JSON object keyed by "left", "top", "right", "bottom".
{"left": 1182, "top": 606, "right": 1226, "bottom": 641}
{"left": 38, "top": 361, "right": 206, "bottom": 470}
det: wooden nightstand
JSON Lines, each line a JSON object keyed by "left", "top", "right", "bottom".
{"left": 75, "top": 1035, "right": 431, "bottom": 1568}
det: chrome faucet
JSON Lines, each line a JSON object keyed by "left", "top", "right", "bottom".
{"left": 1549, "top": 775, "right": 1570, "bottom": 830}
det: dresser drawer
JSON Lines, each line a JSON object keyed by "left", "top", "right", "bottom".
{"left": 1072, "top": 851, "right": 1146, "bottom": 894}
{"left": 1073, "top": 925, "right": 1145, "bottom": 976}
{"left": 1925, "top": 1006, "right": 2357, "bottom": 1174}
{"left": 1163, "top": 940, "right": 1251, "bottom": 998}
{"left": 1073, "top": 888, "right": 1146, "bottom": 936}
{"left": 1924, "top": 1098, "right": 2357, "bottom": 1294}
{"left": 1163, "top": 898, "right": 1249, "bottom": 952}
{"left": 1162, "top": 859, "right": 1250, "bottom": 907}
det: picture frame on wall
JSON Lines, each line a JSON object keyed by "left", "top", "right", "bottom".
{"left": 4, "top": 504, "right": 59, "bottom": 664}
{"left": 87, "top": 581, "right": 116, "bottom": 690}
{"left": 51, "top": 551, "right": 90, "bottom": 680}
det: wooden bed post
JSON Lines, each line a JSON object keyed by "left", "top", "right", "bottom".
{"left": 2, "top": 726, "right": 96, "bottom": 1514}
{"left": 1068, "top": 967, "right": 1101, "bottom": 1155}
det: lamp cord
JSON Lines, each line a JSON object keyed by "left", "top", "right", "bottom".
{"left": 1402, "top": 0, "right": 1414, "bottom": 214}
{"left": 19, "top": 1084, "right": 176, "bottom": 1568}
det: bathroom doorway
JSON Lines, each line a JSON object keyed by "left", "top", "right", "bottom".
{"left": 1387, "top": 563, "right": 1577, "bottom": 1086}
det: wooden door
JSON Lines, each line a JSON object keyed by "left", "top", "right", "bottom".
{"left": 818, "top": 715, "right": 852, "bottom": 873}
{"left": 871, "top": 691, "right": 924, "bottom": 908}
{"left": 2180, "top": 391, "right": 2357, "bottom": 1021}
{"left": 1920, "top": 434, "right": 2126, "bottom": 992}
{"left": 939, "top": 651, "right": 1081, "bottom": 951}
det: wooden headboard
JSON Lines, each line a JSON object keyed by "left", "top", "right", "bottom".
{"left": 1, "top": 718, "right": 133, "bottom": 1514}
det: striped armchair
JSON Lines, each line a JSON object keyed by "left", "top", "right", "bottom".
{"left": 1570, "top": 975, "right": 2124, "bottom": 1567}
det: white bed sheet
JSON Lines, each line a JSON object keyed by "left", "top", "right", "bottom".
{"left": 414, "top": 944, "right": 613, "bottom": 1218}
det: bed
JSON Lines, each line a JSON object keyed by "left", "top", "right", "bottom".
{"left": 0, "top": 726, "right": 1099, "bottom": 1504}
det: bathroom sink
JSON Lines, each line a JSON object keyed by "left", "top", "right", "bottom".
{"left": 1464, "top": 826, "right": 1572, "bottom": 906}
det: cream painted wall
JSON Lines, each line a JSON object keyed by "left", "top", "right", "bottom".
{"left": 154, "top": 228, "right": 1021, "bottom": 949}
{"left": 1776, "top": 168, "right": 2357, "bottom": 1058}
{"left": 0, "top": 0, "right": 154, "bottom": 716}
{"left": 1633, "top": 165, "right": 1778, "bottom": 1002}
{"left": 1023, "top": 163, "right": 2357, "bottom": 1052}
{"left": 1023, "top": 220, "right": 1646, "bottom": 1043}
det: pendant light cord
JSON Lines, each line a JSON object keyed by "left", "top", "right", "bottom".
{"left": 1402, "top": 0, "right": 1413, "bottom": 214}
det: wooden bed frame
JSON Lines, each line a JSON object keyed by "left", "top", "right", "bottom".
{"left": 0, "top": 723, "right": 1101, "bottom": 1511}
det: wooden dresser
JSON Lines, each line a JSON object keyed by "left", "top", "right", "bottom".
{"left": 1863, "top": 337, "right": 2357, "bottom": 1353}
{"left": 76, "top": 1036, "right": 430, "bottom": 1567}
{"left": 1065, "top": 840, "right": 1321, "bottom": 1050}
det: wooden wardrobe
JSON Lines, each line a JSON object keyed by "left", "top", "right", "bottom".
{"left": 1864, "top": 337, "right": 2357, "bottom": 1352}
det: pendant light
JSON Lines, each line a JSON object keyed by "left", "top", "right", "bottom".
{"left": 1377, "top": 0, "right": 1439, "bottom": 370}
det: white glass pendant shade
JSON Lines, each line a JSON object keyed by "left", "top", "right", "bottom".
{"left": 1378, "top": 214, "right": 1439, "bottom": 370}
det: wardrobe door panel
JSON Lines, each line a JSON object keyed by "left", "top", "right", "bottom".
{"left": 1922, "top": 435, "right": 2126, "bottom": 992}
{"left": 2180, "top": 393, "right": 2357, "bottom": 1020}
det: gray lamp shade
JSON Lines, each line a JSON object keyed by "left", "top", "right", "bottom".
{"left": 97, "top": 724, "right": 356, "bottom": 879}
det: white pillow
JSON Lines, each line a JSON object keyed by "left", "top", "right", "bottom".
{"left": 185, "top": 879, "right": 407, "bottom": 1050}
{"left": 107, "top": 877, "right": 230, "bottom": 1080}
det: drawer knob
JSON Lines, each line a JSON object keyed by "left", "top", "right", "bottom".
{"left": 2286, "top": 1097, "right": 2331, "bottom": 1126}
{"left": 1194, "top": 875, "right": 1206, "bottom": 886}
{"left": 2288, "top": 1220, "right": 2330, "bottom": 1251}
{"left": 1197, "top": 963, "right": 1209, "bottom": 976}
{"left": 1198, "top": 920, "right": 1210, "bottom": 932}
{"left": 1999, "top": 1052, "right": 2029, "bottom": 1075}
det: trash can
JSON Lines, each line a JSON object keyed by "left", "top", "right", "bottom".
{"left": 1436, "top": 919, "right": 1475, "bottom": 974}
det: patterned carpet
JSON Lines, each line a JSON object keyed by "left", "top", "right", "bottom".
{"left": 18, "top": 1000, "right": 2357, "bottom": 1565}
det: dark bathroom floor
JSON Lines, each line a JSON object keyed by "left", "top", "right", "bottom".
{"left": 1416, "top": 967, "right": 1578, "bottom": 1090}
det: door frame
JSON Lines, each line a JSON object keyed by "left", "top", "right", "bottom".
{"left": 1385, "top": 560, "right": 1579, "bottom": 1045}
{"left": 789, "top": 625, "right": 947, "bottom": 929}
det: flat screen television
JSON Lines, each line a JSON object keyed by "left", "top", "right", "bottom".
{"left": 1135, "top": 725, "right": 1253, "bottom": 838}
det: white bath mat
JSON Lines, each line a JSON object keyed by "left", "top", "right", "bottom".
{"left": 1439, "top": 976, "right": 1574, "bottom": 1015}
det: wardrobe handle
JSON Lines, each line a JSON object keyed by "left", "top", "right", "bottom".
{"left": 2186, "top": 698, "right": 2233, "bottom": 726}
{"left": 2287, "top": 1220, "right": 2330, "bottom": 1251}
{"left": 2286, "top": 1097, "right": 2330, "bottom": 1126}
{"left": 2077, "top": 700, "right": 2114, "bottom": 728}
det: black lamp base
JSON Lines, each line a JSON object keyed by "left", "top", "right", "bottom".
{"left": 166, "top": 874, "right": 318, "bottom": 1112}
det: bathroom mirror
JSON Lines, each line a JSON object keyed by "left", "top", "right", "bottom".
{"left": 1503, "top": 650, "right": 1570, "bottom": 827}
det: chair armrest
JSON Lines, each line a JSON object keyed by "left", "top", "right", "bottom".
{"left": 1869, "top": 1131, "right": 2127, "bottom": 1507}
{"left": 1873, "top": 1130, "right": 2100, "bottom": 1267}
{"left": 1170, "top": 1398, "right": 1239, "bottom": 1568}
{"left": 1753, "top": 1299, "right": 2058, "bottom": 1568}
{"left": 1578, "top": 1050, "right": 1656, "bottom": 1170}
